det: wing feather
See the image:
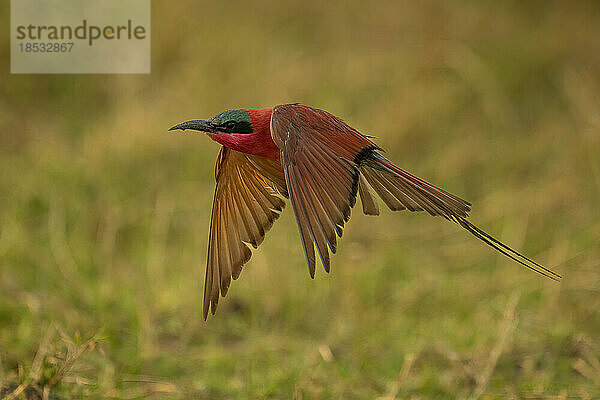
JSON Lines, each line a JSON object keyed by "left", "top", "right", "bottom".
{"left": 270, "top": 104, "right": 372, "bottom": 274}
{"left": 285, "top": 167, "right": 317, "bottom": 277}
{"left": 296, "top": 160, "right": 340, "bottom": 250}
{"left": 290, "top": 166, "right": 331, "bottom": 271}
{"left": 203, "top": 147, "right": 286, "bottom": 319}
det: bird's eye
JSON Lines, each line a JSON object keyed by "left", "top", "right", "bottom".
{"left": 225, "top": 121, "right": 236, "bottom": 131}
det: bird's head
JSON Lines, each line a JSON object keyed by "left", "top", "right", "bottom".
{"left": 169, "top": 109, "right": 256, "bottom": 135}
{"left": 169, "top": 107, "right": 278, "bottom": 159}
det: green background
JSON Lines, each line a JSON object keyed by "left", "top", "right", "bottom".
{"left": 1, "top": 1, "right": 599, "bottom": 399}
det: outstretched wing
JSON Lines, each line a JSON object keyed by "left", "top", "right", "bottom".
{"left": 270, "top": 104, "right": 375, "bottom": 276}
{"left": 271, "top": 103, "right": 561, "bottom": 282}
{"left": 204, "top": 147, "right": 286, "bottom": 319}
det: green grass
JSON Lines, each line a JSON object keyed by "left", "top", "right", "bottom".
{"left": 1, "top": 1, "right": 600, "bottom": 398}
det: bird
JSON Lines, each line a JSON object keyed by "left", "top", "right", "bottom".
{"left": 169, "top": 103, "right": 561, "bottom": 319}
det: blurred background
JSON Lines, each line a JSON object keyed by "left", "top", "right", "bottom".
{"left": 1, "top": 1, "right": 599, "bottom": 398}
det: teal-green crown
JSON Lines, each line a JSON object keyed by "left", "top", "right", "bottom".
{"left": 210, "top": 109, "right": 253, "bottom": 134}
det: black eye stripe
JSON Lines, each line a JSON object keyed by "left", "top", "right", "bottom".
{"left": 219, "top": 120, "right": 253, "bottom": 134}
{"left": 218, "top": 121, "right": 237, "bottom": 132}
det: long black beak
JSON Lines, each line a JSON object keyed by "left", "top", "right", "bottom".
{"left": 168, "top": 119, "right": 216, "bottom": 133}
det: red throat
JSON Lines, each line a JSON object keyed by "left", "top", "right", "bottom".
{"left": 206, "top": 108, "right": 280, "bottom": 162}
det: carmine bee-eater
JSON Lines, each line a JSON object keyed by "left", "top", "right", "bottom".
{"left": 169, "top": 103, "right": 561, "bottom": 319}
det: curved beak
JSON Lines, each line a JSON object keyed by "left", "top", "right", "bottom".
{"left": 168, "top": 119, "right": 216, "bottom": 133}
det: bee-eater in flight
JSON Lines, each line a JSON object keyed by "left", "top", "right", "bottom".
{"left": 169, "top": 103, "right": 561, "bottom": 319}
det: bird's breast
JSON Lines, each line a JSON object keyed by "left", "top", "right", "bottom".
{"left": 208, "top": 131, "right": 280, "bottom": 162}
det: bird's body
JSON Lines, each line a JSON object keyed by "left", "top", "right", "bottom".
{"left": 170, "top": 103, "right": 561, "bottom": 319}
